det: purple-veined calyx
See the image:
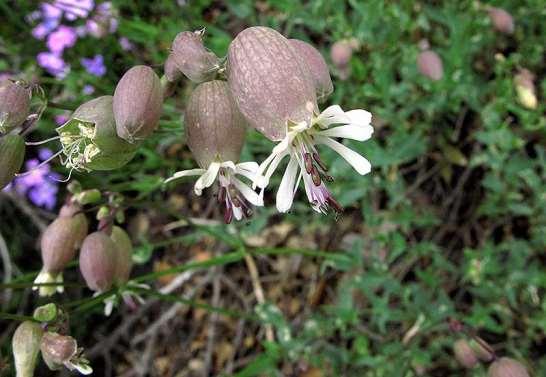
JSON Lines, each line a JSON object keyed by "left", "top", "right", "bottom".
{"left": 255, "top": 105, "right": 373, "bottom": 214}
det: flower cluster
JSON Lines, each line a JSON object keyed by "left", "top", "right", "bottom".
{"left": 165, "top": 27, "right": 373, "bottom": 221}
{"left": 29, "top": 1, "right": 116, "bottom": 80}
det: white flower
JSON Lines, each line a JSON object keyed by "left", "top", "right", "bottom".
{"left": 256, "top": 105, "right": 373, "bottom": 213}
{"left": 33, "top": 270, "right": 64, "bottom": 297}
{"left": 165, "top": 160, "right": 264, "bottom": 223}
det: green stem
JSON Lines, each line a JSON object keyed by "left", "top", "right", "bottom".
{"left": 47, "top": 101, "right": 77, "bottom": 112}
{"left": 0, "top": 313, "right": 37, "bottom": 322}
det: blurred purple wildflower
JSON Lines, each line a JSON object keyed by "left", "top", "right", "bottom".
{"left": 55, "top": 114, "right": 70, "bottom": 125}
{"left": 81, "top": 55, "right": 106, "bottom": 76}
{"left": 47, "top": 25, "right": 78, "bottom": 53}
{"left": 86, "top": 2, "right": 118, "bottom": 38}
{"left": 9, "top": 148, "right": 60, "bottom": 210}
{"left": 37, "top": 51, "right": 69, "bottom": 78}
{"left": 54, "top": 0, "right": 95, "bottom": 21}
{"left": 32, "top": 19, "right": 60, "bottom": 40}
{"left": 83, "top": 84, "right": 95, "bottom": 95}
{"left": 119, "top": 37, "right": 133, "bottom": 51}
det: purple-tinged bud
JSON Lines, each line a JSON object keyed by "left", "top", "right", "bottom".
{"left": 488, "top": 357, "right": 530, "bottom": 377}
{"left": 289, "top": 39, "right": 333, "bottom": 102}
{"left": 417, "top": 50, "right": 444, "bottom": 81}
{"left": 57, "top": 96, "right": 139, "bottom": 171}
{"left": 35, "top": 205, "right": 88, "bottom": 296}
{"left": 0, "top": 134, "right": 25, "bottom": 190}
{"left": 0, "top": 80, "right": 31, "bottom": 133}
{"left": 110, "top": 226, "right": 133, "bottom": 285}
{"left": 453, "top": 339, "right": 478, "bottom": 369}
{"left": 79, "top": 231, "right": 118, "bottom": 292}
{"left": 470, "top": 338, "right": 495, "bottom": 362}
{"left": 12, "top": 321, "right": 43, "bottom": 377}
{"left": 227, "top": 26, "right": 317, "bottom": 141}
{"left": 170, "top": 30, "right": 221, "bottom": 83}
{"left": 488, "top": 7, "right": 515, "bottom": 35}
{"left": 40, "top": 332, "right": 77, "bottom": 371}
{"left": 40, "top": 332, "right": 92, "bottom": 374}
{"left": 185, "top": 80, "right": 246, "bottom": 167}
{"left": 330, "top": 40, "right": 353, "bottom": 69}
{"left": 113, "top": 65, "right": 163, "bottom": 143}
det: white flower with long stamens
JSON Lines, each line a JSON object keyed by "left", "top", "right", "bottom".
{"left": 256, "top": 105, "right": 373, "bottom": 213}
{"left": 166, "top": 160, "right": 263, "bottom": 223}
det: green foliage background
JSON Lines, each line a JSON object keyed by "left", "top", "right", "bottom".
{"left": 0, "top": 0, "right": 545, "bottom": 376}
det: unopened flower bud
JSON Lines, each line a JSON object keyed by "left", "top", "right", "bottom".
{"left": 57, "top": 96, "right": 139, "bottom": 171}
{"left": 453, "top": 339, "right": 478, "bottom": 369}
{"left": 488, "top": 7, "right": 515, "bottom": 35}
{"left": 34, "top": 205, "right": 88, "bottom": 296}
{"left": 0, "top": 80, "right": 31, "bottom": 133}
{"left": 110, "top": 226, "right": 133, "bottom": 285}
{"left": 417, "top": 50, "right": 444, "bottom": 81}
{"left": 170, "top": 29, "right": 221, "bottom": 83}
{"left": 0, "top": 134, "right": 25, "bottom": 190}
{"left": 227, "top": 26, "right": 317, "bottom": 141}
{"left": 113, "top": 65, "right": 163, "bottom": 143}
{"left": 514, "top": 69, "right": 537, "bottom": 109}
{"left": 33, "top": 303, "right": 58, "bottom": 323}
{"left": 12, "top": 321, "right": 43, "bottom": 377}
{"left": 289, "top": 39, "right": 333, "bottom": 102}
{"left": 470, "top": 337, "right": 495, "bottom": 362}
{"left": 488, "top": 357, "right": 530, "bottom": 377}
{"left": 79, "top": 231, "right": 118, "bottom": 292}
{"left": 330, "top": 40, "right": 353, "bottom": 69}
{"left": 40, "top": 332, "right": 92, "bottom": 374}
{"left": 40, "top": 332, "right": 76, "bottom": 370}
{"left": 74, "top": 189, "right": 101, "bottom": 205}
{"left": 185, "top": 80, "right": 246, "bottom": 167}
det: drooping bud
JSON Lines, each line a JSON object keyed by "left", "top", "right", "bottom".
{"left": 227, "top": 26, "right": 317, "bottom": 141}
{"left": 0, "top": 80, "right": 31, "bottom": 133}
{"left": 330, "top": 40, "right": 353, "bottom": 69}
{"left": 185, "top": 80, "right": 246, "bottom": 167}
{"left": 40, "top": 332, "right": 77, "bottom": 371}
{"left": 57, "top": 96, "right": 139, "bottom": 171}
{"left": 488, "top": 7, "right": 515, "bottom": 35}
{"left": 79, "top": 231, "right": 118, "bottom": 292}
{"left": 289, "top": 39, "right": 333, "bottom": 102}
{"left": 0, "top": 134, "right": 25, "bottom": 190}
{"left": 170, "top": 29, "right": 221, "bottom": 83}
{"left": 110, "top": 226, "right": 133, "bottom": 285}
{"left": 417, "top": 50, "right": 444, "bottom": 81}
{"left": 514, "top": 69, "right": 537, "bottom": 109}
{"left": 12, "top": 321, "right": 43, "bottom": 377}
{"left": 488, "top": 357, "right": 530, "bottom": 377}
{"left": 453, "top": 339, "right": 478, "bottom": 369}
{"left": 34, "top": 204, "right": 88, "bottom": 296}
{"left": 113, "top": 65, "right": 163, "bottom": 143}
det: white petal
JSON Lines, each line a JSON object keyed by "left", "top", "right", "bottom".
{"left": 314, "top": 105, "right": 350, "bottom": 128}
{"left": 276, "top": 156, "right": 299, "bottom": 213}
{"left": 232, "top": 177, "right": 264, "bottom": 206}
{"left": 194, "top": 162, "right": 220, "bottom": 195}
{"left": 164, "top": 168, "right": 206, "bottom": 184}
{"left": 69, "top": 361, "right": 93, "bottom": 375}
{"left": 220, "top": 160, "right": 237, "bottom": 171}
{"left": 315, "top": 136, "right": 371, "bottom": 175}
{"left": 236, "top": 161, "right": 260, "bottom": 173}
{"left": 232, "top": 204, "right": 243, "bottom": 220}
{"left": 317, "top": 124, "right": 374, "bottom": 141}
{"left": 345, "top": 109, "right": 372, "bottom": 126}
{"left": 254, "top": 150, "right": 290, "bottom": 189}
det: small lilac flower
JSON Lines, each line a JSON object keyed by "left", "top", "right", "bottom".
{"left": 119, "top": 37, "right": 133, "bottom": 51}
{"left": 80, "top": 55, "right": 106, "bottom": 77}
{"left": 28, "top": 181, "right": 58, "bottom": 210}
{"left": 32, "top": 19, "right": 60, "bottom": 40}
{"left": 53, "top": 0, "right": 94, "bottom": 21}
{"left": 54, "top": 114, "right": 70, "bottom": 125}
{"left": 82, "top": 85, "right": 95, "bottom": 95}
{"left": 46, "top": 25, "right": 77, "bottom": 53}
{"left": 37, "top": 52, "right": 69, "bottom": 78}
{"left": 38, "top": 148, "right": 54, "bottom": 161}
{"left": 16, "top": 159, "right": 50, "bottom": 192}
{"left": 41, "top": 3, "right": 63, "bottom": 20}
